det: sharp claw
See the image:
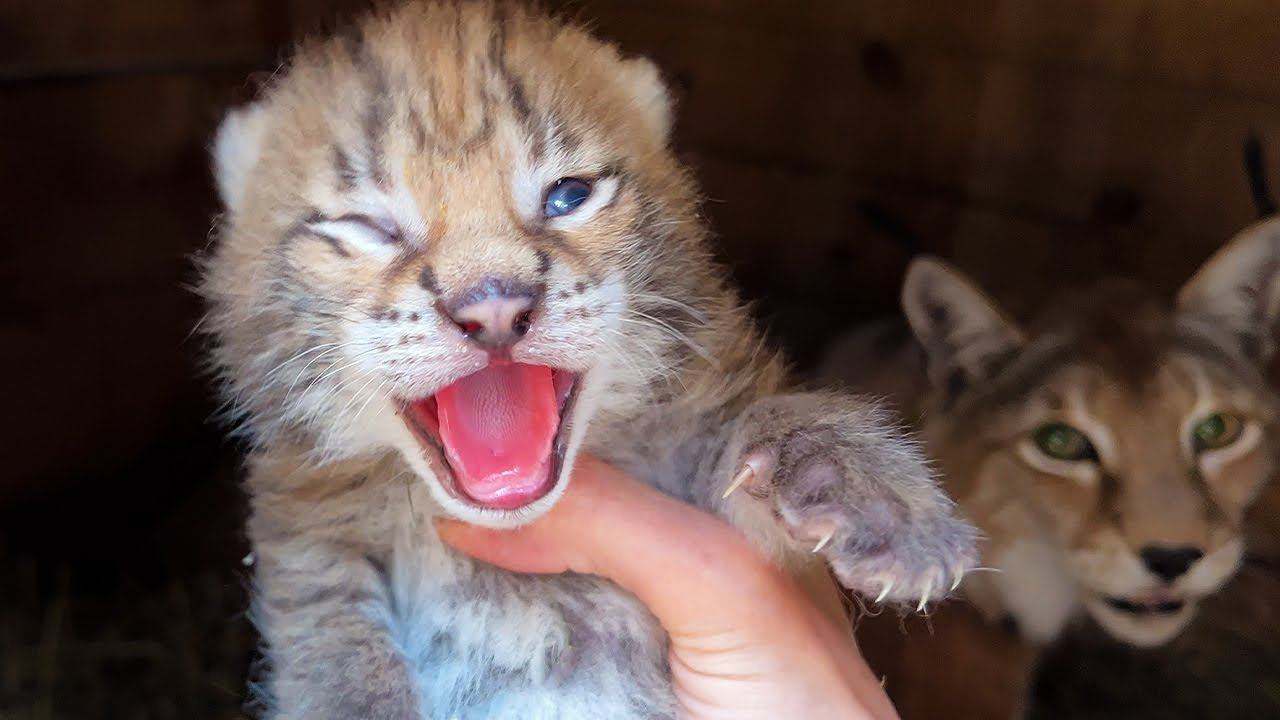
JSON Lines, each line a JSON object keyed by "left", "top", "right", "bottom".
{"left": 812, "top": 529, "right": 835, "bottom": 554}
{"left": 917, "top": 579, "right": 932, "bottom": 612}
{"left": 951, "top": 572, "right": 964, "bottom": 592}
{"left": 722, "top": 465, "right": 754, "bottom": 499}
{"left": 874, "top": 581, "right": 894, "bottom": 604}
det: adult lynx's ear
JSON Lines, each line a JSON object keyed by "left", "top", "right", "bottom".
{"left": 618, "top": 57, "right": 673, "bottom": 147}
{"left": 1178, "top": 217, "right": 1280, "bottom": 362}
{"left": 902, "top": 256, "right": 1025, "bottom": 393}
{"left": 212, "top": 103, "right": 269, "bottom": 214}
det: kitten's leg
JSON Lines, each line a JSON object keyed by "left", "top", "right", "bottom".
{"left": 254, "top": 541, "right": 422, "bottom": 720}
{"left": 699, "top": 392, "right": 978, "bottom": 609}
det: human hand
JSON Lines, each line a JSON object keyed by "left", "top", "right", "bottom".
{"left": 435, "top": 454, "right": 900, "bottom": 720}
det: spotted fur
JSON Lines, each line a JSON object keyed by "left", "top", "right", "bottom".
{"left": 199, "top": 3, "right": 974, "bottom": 718}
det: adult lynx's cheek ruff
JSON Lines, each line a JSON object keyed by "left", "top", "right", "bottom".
{"left": 199, "top": 2, "right": 977, "bottom": 717}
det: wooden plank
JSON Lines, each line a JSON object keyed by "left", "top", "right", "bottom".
{"left": 575, "top": 0, "right": 1280, "bottom": 99}
{"left": 0, "top": 0, "right": 378, "bottom": 77}
{"left": 0, "top": 72, "right": 243, "bottom": 286}
{"left": 0, "top": 73, "right": 241, "bottom": 498}
{"left": 691, "top": 150, "right": 1240, "bottom": 366}
{"left": 0, "top": 288, "right": 206, "bottom": 501}
{"left": 10, "top": 0, "right": 1280, "bottom": 98}
{"left": 0, "top": 0, "right": 278, "bottom": 75}
{"left": 568, "top": 4, "right": 1280, "bottom": 278}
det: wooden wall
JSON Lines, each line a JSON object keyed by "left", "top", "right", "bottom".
{"left": 5, "top": 0, "right": 1280, "bottom": 502}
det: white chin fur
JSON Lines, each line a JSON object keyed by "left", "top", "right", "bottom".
{"left": 1083, "top": 598, "right": 1197, "bottom": 648}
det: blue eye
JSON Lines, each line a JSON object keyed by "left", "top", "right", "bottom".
{"left": 543, "top": 178, "right": 592, "bottom": 218}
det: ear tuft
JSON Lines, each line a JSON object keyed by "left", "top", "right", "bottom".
{"left": 902, "top": 256, "right": 1025, "bottom": 392}
{"left": 619, "top": 57, "right": 672, "bottom": 146}
{"left": 1178, "top": 217, "right": 1280, "bottom": 362}
{"left": 212, "top": 103, "right": 269, "bottom": 213}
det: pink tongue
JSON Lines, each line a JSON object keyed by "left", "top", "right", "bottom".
{"left": 434, "top": 363, "right": 559, "bottom": 509}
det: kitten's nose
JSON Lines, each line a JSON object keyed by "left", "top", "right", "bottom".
{"left": 444, "top": 277, "right": 539, "bottom": 349}
{"left": 1139, "top": 545, "right": 1203, "bottom": 583}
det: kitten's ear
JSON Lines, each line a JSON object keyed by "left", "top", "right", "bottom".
{"left": 212, "top": 103, "right": 269, "bottom": 214}
{"left": 1178, "top": 217, "right": 1280, "bottom": 362}
{"left": 618, "top": 57, "right": 673, "bottom": 146}
{"left": 902, "top": 256, "right": 1025, "bottom": 391}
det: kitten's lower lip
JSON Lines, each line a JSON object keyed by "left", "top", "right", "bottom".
{"left": 396, "top": 368, "right": 580, "bottom": 511}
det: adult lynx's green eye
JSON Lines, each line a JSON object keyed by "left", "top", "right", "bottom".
{"left": 1033, "top": 423, "right": 1097, "bottom": 462}
{"left": 1191, "top": 413, "right": 1243, "bottom": 452}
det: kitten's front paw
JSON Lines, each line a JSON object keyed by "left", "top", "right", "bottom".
{"left": 725, "top": 395, "right": 978, "bottom": 610}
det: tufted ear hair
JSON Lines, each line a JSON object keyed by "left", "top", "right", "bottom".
{"left": 1178, "top": 216, "right": 1280, "bottom": 363}
{"left": 212, "top": 102, "right": 270, "bottom": 214}
{"left": 618, "top": 57, "right": 673, "bottom": 147}
{"left": 902, "top": 256, "right": 1025, "bottom": 393}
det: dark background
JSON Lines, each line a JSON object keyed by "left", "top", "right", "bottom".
{"left": 2, "top": 1, "right": 1280, "bottom": 717}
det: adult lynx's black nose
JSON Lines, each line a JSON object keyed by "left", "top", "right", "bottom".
{"left": 1139, "top": 545, "right": 1203, "bottom": 582}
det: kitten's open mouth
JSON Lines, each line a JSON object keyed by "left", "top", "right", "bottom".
{"left": 397, "top": 363, "right": 580, "bottom": 511}
{"left": 1103, "top": 594, "right": 1186, "bottom": 616}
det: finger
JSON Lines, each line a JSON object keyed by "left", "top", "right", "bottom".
{"left": 432, "top": 519, "right": 580, "bottom": 575}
